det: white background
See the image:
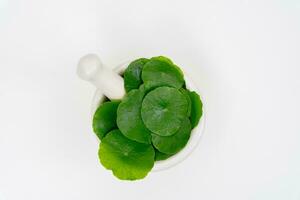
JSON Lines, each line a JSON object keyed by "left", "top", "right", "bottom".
{"left": 0, "top": 0, "right": 300, "bottom": 199}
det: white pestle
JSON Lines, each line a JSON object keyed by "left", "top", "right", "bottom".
{"left": 77, "top": 54, "right": 125, "bottom": 100}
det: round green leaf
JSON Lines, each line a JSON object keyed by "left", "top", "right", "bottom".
{"left": 99, "top": 130, "right": 155, "bottom": 180}
{"left": 141, "top": 86, "right": 188, "bottom": 136}
{"left": 124, "top": 58, "right": 149, "bottom": 92}
{"left": 154, "top": 149, "right": 174, "bottom": 161}
{"left": 152, "top": 118, "right": 192, "bottom": 154}
{"left": 188, "top": 91, "right": 203, "bottom": 128}
{"left": 152, "top": 56, "right": 184, "bottom": 77}
{"left": 93, "top": 101, "right": 120, "bottom": 140}
{"left": 117, "top": 89, "right": 152, "bottom": 144}
{"left": 142, "top": 57, "right": 184, "bottom": 89}
{"left": 151, "top": 56, "right": 173, "bottom": 65}
{"left": 180, "top": 88, "right": 192, "bottom": 117}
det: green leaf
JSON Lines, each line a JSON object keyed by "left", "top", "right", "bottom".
{"left": 99, "top": 130, "right": 155, "bottom": 180}
{"left": 124, "top": 58, "right": 149, "bottom": 92}
{"left": 142, "top": 57, "right": 184, "bottom": 89}
{"left": 154, "top": 149, "right": 174, "bottom": 161}
{"left": 141, "top": 86, "right": 188, "bottom": 136}
{"left": 188, "top": 91, "right": 203, "bottom": 128}
{"left": 93, "top": 101, "right": 120, "bottom": 140}
{"left": 117, "top": 89, "right": 152, "bottom": 144}
{"left": 180, "top": 88, "right": 192, "bottom": 117}
{"left": 151, "top": 56, "right": 173, "bottom": 65}
{"left": 151, "top": 56, "right": 184, "bottom": 77}
{"left": 152, "top": 118, "right": 191, "bottom": 154}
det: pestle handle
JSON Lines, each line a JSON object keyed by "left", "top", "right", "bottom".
{"left": 77, "top": 54, "right": 125, "bottom": 100}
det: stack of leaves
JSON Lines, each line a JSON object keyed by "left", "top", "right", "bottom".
{"left": 93, "top": 56, "right": 203, "bottom": 180}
